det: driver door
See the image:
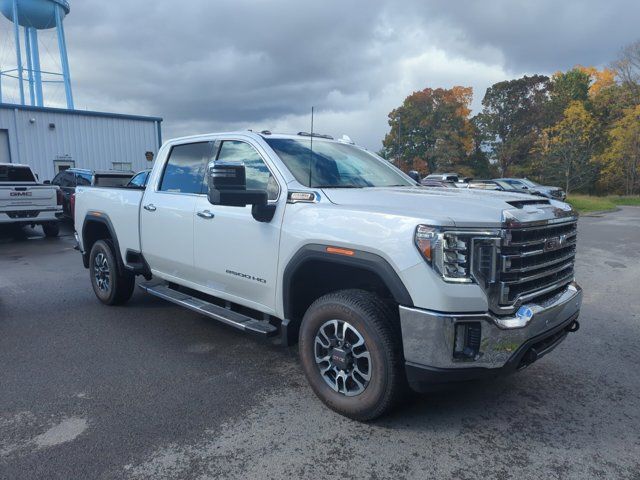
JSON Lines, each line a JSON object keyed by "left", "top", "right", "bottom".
{"left": 192, "top": 139, "right": 284, "bottom": 313}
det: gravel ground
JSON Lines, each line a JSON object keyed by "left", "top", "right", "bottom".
{"left": 1, "top": 208, "right": 639, "bottom": 480}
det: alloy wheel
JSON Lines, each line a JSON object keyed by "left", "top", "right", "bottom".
{"left": 93, "top": 252, "right": 111, "bottom": 292}
{"left": 314, "top": 319, "right": 372, "bottom": 397}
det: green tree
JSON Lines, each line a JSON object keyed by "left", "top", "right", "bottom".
{"left": 475, "top": 75, "right": 550, "bottom": 176}
{"left": 382, "top": 86, "right": 474, "bottom": 175}
{"left": 548, "top": 68, "right": 591, "bottom": 120}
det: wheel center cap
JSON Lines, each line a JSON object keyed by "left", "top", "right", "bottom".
{"left": 330, "top": 348, "right": 351, "bottom": 371}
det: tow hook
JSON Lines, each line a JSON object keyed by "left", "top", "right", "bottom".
{"left": 565, "top": 320, "right": 580, "bottom": 333}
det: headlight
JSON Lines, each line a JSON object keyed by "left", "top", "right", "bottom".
{"left": 415, "top": 225, "right": 501, "bottom": 284}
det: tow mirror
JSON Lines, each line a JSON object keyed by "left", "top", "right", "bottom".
{"left": 206, "top": 161, "right": 275, "bottom": 222}
{"left": 407, "top": 170, "right": 421, "bottom": 184}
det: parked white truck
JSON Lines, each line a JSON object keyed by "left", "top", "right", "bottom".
{"left": 74, "top": 131, "right": 582, "bottom": 420}
{"left": 0, "top": 163, "right": 62, "bottom": 236}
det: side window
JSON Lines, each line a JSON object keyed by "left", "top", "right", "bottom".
{"left": 52, "top": 172, "right": 63, "bottom": 185}
{"left": 128, "top": 171, "right": 147, "bottom": 188}
{"left": 159, "top": 142, "right": 214, "bottom": 194}
{"left": 217, "top": 141, "right": 279, "bottom": 200}
{"left": 59, "top": 172, "right": 76, "bottom": 187}
{"left": 76, "top": 173, "right": 91, "bottom": 186}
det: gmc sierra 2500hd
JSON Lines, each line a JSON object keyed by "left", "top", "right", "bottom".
{"left": 74, "top": 131, "right": 582, "bottom": 420}
{"left": 1, "top": 163, "right": 62, "bottom": 236}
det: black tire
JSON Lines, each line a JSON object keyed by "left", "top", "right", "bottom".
{"left": 42, "top": 222, "right": 59, "bottom": 237}
{"left": 299, "top": 289, "right": 404, "bottom": 421}
{"left": 89, "top": 239, "right": 135, "bottom": 305}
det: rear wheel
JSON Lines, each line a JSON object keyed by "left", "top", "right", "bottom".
{"left": 89, "top": 239, "right": 135, "bottom": 305}
{"left": 299, "top": 289, "right": 404, "bottom": 421}
{"left": 42, "top": 222, "right": 59, "bottom": 237}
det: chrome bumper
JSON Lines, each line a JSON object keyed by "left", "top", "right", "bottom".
{"left": 400, "top": 282, "right": 582, "bottom": 370}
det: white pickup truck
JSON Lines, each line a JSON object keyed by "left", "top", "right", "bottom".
{"left": 0, "top": 163, "right": 62, "bottom": 237}
{"left": 75, "top": 131, "right": 583, "bottom": 420}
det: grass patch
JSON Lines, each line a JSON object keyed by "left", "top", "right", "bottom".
{"left": 567, "top": 195, "right": 640, "bottom": 213}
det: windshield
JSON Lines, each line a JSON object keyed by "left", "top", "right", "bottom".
{"left": 520, "top": 178, "right": 540, "bottom": 188}
{"left": 265, "top": 138, "right": 413, "bottom": 188}
{"left": 0, "top": 165, "right": 36, "bottom": 182}
{"left": 494, "top": 180, "right": 513, "bottom": 190}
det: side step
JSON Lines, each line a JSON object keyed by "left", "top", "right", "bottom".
{"left": 139, "top": 280, "right": 278, "bottom": 337}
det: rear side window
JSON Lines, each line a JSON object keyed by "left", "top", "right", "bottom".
{"left": 159, "top": 142, "right": 214, "bottom": 194}
{"left": 0, "top": 165, "right": 36, "bottom": 182}
{"left": 128, "top": 171, "right": 149, "bottom": 188}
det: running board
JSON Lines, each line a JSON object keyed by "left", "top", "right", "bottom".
{"left": 139, "top": 280, "right": 278, "bottom": 337}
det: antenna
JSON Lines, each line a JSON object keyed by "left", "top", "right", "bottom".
{"left": 308, "top": 106, "right": 314, "bottom": 187}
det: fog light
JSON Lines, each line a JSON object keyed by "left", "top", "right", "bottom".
{"left": 453, "top": 322, "right": 482, "bottom": 360}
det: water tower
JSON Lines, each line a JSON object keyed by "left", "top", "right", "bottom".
{"left": 0, "top": 0, "right": 74, "bottom": 109}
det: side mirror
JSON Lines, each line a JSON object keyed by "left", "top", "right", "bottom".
{"left": 207, "top": 161, "right": 275, "bottom": 222}
{"left": 407, "top": 170, "right": 421, "bottom": 184}
{"left": 43, "top": 180, "right": 51, "bottom": 185}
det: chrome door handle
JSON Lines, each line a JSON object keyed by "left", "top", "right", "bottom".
{"left": 197, "top": 210, "right": 215, "bottom": 219}
{"left": 143, "top": 204, "right": 156, "bottom": 212}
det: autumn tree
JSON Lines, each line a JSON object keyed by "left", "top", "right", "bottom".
{"left": 598, "top": 105, "right": 640, "bottom": 195}
{"left": 537, "top": 101, "right": 599, "bottom": 194}
{"left": 475, "top": 75, "right": 550, "bottom": 176}
{"left": 382, "top": 87, "right": 474, "bottom": 175}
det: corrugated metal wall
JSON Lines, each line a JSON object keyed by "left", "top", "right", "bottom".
{"left": 0, "top": 105, "right": 162, "bottom": 181}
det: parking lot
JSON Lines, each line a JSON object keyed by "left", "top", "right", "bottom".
{"left": 1, "top": 208, "right": 639, "bottom": 480}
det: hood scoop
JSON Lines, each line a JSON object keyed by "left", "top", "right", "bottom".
{"left": 507, "top": 199, "right": 551, "bottom": 209}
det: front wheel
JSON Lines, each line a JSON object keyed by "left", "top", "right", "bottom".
{"left": 299, "top": 289, "right": 404, "bottom": 421}
{"left": 89, "top": 239, "right": 135, "bottom": 305}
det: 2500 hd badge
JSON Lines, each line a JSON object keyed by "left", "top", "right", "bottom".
{"left": 225, "top": 269, "right": 267, "bottom": 284}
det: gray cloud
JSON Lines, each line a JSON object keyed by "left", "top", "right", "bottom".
{"left": 5, "top": 0, "right": 637, "bottom": 149}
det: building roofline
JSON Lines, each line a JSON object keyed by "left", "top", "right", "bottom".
{"left": 0, "top": 102, "right": 163, "bottom": 123}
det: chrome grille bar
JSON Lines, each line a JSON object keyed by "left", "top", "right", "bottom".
{"left": 493, "top": 219, "right": 578, "bottom": 310}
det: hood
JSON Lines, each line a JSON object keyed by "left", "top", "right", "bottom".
{"left": 320, "top": 186, "right": 574, "bottom": 228}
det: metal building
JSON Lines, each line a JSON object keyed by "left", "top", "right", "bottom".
{"left": 0, "top": 103, "right": 162, "bottom": 181}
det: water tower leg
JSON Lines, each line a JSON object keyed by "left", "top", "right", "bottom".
{"left": 11, "top": 0, "right": 25, "bottom": 105}
{"left": 29, "top": 28, "right": 44, "bottom": 107}
{"left": 55, "top": 5, "right": 74, "bottom": 110}
{"left": 24, "top": 27, "right": 36, "bottom": 106}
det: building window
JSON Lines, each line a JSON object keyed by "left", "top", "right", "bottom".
{"left": 112, "top": 162, "right": 132, "bottom": 171}
{"left": 54, "top": 158, "right": 75, "bottom": 174}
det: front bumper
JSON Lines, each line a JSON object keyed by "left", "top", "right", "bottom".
{"left": 400, "top": 282, "right": 582, "bottom": 390}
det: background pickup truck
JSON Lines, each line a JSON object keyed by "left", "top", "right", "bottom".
{"left": 75, "top": 131, "right": 583, "bottom": 420}
{"left": 0, "top": 163, "right": 62, "bottom": 237}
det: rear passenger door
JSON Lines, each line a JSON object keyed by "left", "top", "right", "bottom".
{"left": 140, "top": 141, "right": 214, "bottom": 282}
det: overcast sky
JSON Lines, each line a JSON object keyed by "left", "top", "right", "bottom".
{"left": 2, "top": 0, "right": 639, "bottom": 150}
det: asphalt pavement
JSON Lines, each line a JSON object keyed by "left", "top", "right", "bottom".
{"left": 1, "top": 209, "right": 639, "bottom": 480}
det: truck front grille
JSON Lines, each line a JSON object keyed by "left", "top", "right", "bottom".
{"left": 497, "top": 220, "right": 577, "bottom": 308}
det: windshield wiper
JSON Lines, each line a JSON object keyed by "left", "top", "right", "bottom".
{"left": 313, "top": 185, "right": 364, "bottom": 189}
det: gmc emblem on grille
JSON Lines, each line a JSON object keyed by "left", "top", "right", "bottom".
{"left": 544, "top": 234, "right": 567, "bottom": 252}
{"left": 10, "top": 191, "right": 32, "bottom": 197}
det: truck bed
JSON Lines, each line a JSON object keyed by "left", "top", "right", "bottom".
{"left": 75, "top": 186, "right": 144, "bottom": 260}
